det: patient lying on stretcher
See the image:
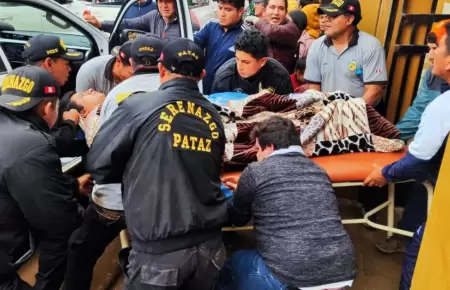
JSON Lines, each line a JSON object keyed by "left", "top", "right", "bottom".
{"left": 66, "top": 89, "right": 106, "bottom": 146}
{"left": 217, "top": 116, "right": 357, "bottom": 290}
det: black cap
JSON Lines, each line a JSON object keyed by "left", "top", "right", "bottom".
{"left": 0, "top": 66, "right": 61, "bottom": 112}
{"left": 160, "top": 38, "right": 205, "bottom": 77}
{"left": 22, "top": 34, "right": 84, "bottom": 62}
{"left": 131, "top": 34, "right": 164, "bottom": 64}
{"left": 318, "top": 0, "right": 362, "bottom": 23}
{"left": 111, "top": 40, "right": 133, "bottom": 65}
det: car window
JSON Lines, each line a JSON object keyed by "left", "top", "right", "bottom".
{"left": 0, "top": 46, "right": 12, "bottom": 85}
{"left": 0, "top": 2, "right": 92, "bottom": 48}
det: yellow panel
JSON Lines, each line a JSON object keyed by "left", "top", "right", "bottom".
{"left": 411, "top": 140, "right": 450, "bottom": 290}
{"left": 374, "top": 0, "right": 393, "bottom": 46}
{"left": 358, "top": 0, "right": 382, "bottom": 36}
{"left": 386, "top": 0, "right": 435, "bottom": 122}
{"left": 288, "top": 0, "right": 298, "bottom": 12}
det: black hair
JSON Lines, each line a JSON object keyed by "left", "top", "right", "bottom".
{"left": 218, "top": 0, "right": 245, "bottom": 10}
{"left": 234, "top": 28, "right": 269, "bottom": 59}
{"left": 427, "top": 32, "right": 438, "bottom": 45}
{"left": 132, "top": 56, "right": 159, "bottom": 68}
{"left": 27, "top": 56, "right": 61, "bottom": 66}
{"left": 263, "top": 0, "right": 288, "bottom": 9}
{"left": 250, "top": 116, "right": 301, "bottom": 150}
{"left": 59, "top": 90, "right": 75, "bottom": 115}
{"left": 295, "top": 57, "right": 306, "bottom": 72}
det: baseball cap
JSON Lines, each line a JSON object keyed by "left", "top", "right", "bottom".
{"left": 22, "top": 34, "right": 84, "bottom": 62}
{"left": 253, "top": 0, "right": 264, "bottom": 3}
{"left": 111, "top": 41, "right": 133, "bottom": 65}
{"left": 131, "top": 34, "right": 164, "bottom": 64}
{"left": 428, "top": 19, "right": 450, "bottom": 44}
{"left": 160, "top": 38, "right": 205, "bottom": 77}
{"left": 0, "top": 66, "right": 61, "bottom": 112}
{"left": 318, "top": 0, "right": 362, "bottom": 23}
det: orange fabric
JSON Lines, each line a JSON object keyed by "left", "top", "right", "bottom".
{"left": 429, "top": 19, "right": 450, "bottom": 44}
{"left": 301, "top": 4, "right": 321, "bottom": 39}
{"left": 222, "top": 148, "right": 407, "bottom": 183}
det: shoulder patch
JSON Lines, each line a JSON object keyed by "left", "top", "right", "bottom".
{"left": 116, "top": 92, "right": 133, "bottom": 104}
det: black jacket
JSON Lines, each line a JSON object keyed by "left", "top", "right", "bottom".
{"left": 211, "top": 57, "right": 293, "bottom": 95}
{"left": 0, "top": 109, "right": 81, "bottom": 286}
{"left": 51, "top": 120, "right": 89, "bottom": 157}
{"left": 87, "top": 78, "right": 228, "bottom": 254}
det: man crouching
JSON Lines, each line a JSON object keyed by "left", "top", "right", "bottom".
{"left": 219, "top": 116, "right": 357, "bottom": 289}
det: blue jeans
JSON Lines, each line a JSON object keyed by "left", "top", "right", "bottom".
{"left": 216, "top": 250, "right": 287, "bottom": 290}
{"left": 400, "top": 224, "right": 425, "bottom": 290}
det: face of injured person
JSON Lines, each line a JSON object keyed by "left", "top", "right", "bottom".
{"left": 235, "top": 50, "right": 268, "bottom": 79}
{"left": 70, "top": 89, "right": 106, "bottom": 117}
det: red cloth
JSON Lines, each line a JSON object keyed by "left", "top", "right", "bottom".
{"left": 290, "top": 73, "right": 308, "bottom": 93}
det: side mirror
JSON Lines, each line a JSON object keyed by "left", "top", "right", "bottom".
{"left": 120, "top": 29, "right": 146, "bottom": 43}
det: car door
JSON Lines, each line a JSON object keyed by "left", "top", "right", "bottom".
{"left": 0, "top": 0, "right": 110, "bottom": 93}
{"left": 0, "top": 45, "right": 12, "bottom": 85}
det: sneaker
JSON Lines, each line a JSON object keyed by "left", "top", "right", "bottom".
{"left": 376, "top": 236, "right": 407, "bottom": 254}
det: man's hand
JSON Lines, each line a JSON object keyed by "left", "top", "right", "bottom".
{"left": 222, "top": 177, "right": 237, "bottom": 191}
{"left": 245, "top": 16, "right": 260, "bottom": 25}
{"left": 77, "top": 174, "right": 94, "bottom": 197}
{"left": 363, "top": 164, "right": 388, "bottom": 187}
{"left": 63, "top": 109, "right": 80, "bottom": 125}
{"left": 84, "top": 15, "right": 101, "bottom": 29}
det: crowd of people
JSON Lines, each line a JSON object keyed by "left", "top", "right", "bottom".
{"left": 0, "top": 0, "right": 449, "bottom": 289}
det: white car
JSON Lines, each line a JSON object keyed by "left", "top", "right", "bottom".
{"left": 0, "top": 0, "right": 195, "bottom": 85}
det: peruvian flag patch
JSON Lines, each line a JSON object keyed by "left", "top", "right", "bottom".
{"left": 347, "top": 5, "right": 355, "bottom": 12}
{"left": 120, "top": 51, "right": 126, "bottom": 59}
{"left": 44, "top": 86, "right": 56, "bottom": 94}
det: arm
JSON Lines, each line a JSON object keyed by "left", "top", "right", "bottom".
{"left": 51, "top": 120, "right": 77, "bottom": 141}
{"left": 75, "top": 65, "right": 95, "bottom": 93}
{"left": 304, "top": 42, "right": 322, "bottom": 88}
{"left": 255, "top": 20, "right": 300, "bottom": 47}
{"left": 86, "top": 101, "right": 139, "bottom": 184}
{"left": 7, "top": 146, "right": 81, "bottom": 289}
{"left": 100, "top": 11, "right": 154, "bottom": 33}
{"left": 396, "top": 70, "right": 434, "bottom": 140}
{"left": 362, "top": 84, "right": 385, "bottom": 106}
{"left": 228, "top": 167, "right": 256, "bottom": 226}
{"left": 278, "top": 73, "right": 294, "bottom": 95}
{"left": 383, "top": 97, "right": 449, "bottom": 181}
{"left": 361, "top": 43, "right": 388, "bottom": 105}
{"left": 194, "top": 21, "right": 211, "bottom": 50}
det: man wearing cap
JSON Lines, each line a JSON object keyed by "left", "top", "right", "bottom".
{"left": 62, "top": 35, "right": 164, "bottom": 290}
{"left": 304, "top": 0, "right": 388, "bottom": 108}
{"left": 194, "top": 0, "right": 248, "bottom": 94}
{"left": 87, "top": 38, "right": 228, "bottom": 289}
{"left": 0, "top": 66, "right": 91, "bottom": 290}
{"left": 75, "top": 40, "right": 134, "bottom": 95}
{"left": 23, "top": 34, "right": 86, "bottom": 152}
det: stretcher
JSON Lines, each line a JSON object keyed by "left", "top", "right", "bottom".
{"left": 221, "top": 148, "right": 434, "bottom": 238}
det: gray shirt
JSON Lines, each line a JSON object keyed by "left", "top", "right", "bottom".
{"left": 91, "top": 71, "right": 160, "bottom": 211}
{"left": 228, "top": 147, "right": 356, "bottom": 287}
{"left": 102, "top": 10, "right": 181, "bottom": 41}
{"left": 304, "top": 31, "right": 387, "bottom": 98}
{"left": 75, "top": 55, "right": 116, "bottom": 95}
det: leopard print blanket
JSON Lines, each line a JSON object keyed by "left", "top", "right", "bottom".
{"left": 213, "top": 90, "right": 404, "bottom": 166}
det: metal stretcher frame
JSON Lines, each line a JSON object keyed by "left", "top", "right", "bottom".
{"left": 222, "top": 180, "right": 435, "bottom": 238}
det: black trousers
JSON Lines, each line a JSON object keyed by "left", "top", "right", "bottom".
{"left": 124, "top": 236, "right": 226, "bottom": 290}
{"left": 63, "top": 203, "right": 126, "bottom": 290}
{"left": 0, "top": 273, "right": 32, "bottom": 290}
